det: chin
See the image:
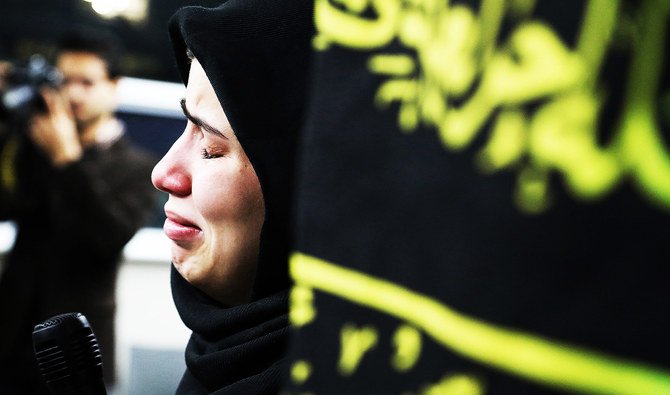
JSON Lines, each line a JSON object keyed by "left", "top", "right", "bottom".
{"left": 171, "top": 255, "right": 197, "bottom": 279}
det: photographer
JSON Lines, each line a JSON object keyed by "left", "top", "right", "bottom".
{"left": 0, "top": 28, "right": 157, "bottom": 393}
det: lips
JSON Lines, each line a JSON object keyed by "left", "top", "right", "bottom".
{"left": 163, "top": 212, "right": 202, "bottom": 241}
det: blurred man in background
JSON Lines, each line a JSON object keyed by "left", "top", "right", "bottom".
{"left": 0, "top": 27, "right": 157, "bottom": 393}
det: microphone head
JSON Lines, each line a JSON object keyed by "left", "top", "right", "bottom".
{"left": 33, "top": 312, "right": 105, "bottom": 394}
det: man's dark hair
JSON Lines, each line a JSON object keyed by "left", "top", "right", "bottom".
{"left": 58, "top": 27, "right": 124, "bottom": 79}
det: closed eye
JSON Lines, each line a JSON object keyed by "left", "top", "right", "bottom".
{"left": 201, "top": 148, "right": 223, "bottom": 159}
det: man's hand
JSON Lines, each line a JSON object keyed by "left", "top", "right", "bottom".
{"left": 28, "top": 88, "right": 83, "bottom": 167}
{"left": 0, "top": 61, "right": 12, "bottom": 90}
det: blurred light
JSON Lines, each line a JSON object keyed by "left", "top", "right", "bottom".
{"left": 91, "top": 0, "right": 121, "bottom": 16}
{"left": 85, "top": 0, "right": 148, "bottom": 23}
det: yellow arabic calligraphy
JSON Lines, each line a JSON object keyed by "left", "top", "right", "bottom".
{"left": 290, "top": 252, "right": 670, "bottom": 394}
{"left": 313, "top": 0, "right": 400, "bottom": 50}
{"left": 339, "top": 324, "right": 379, "bottom": 375}
{"left": 314, "top": 0, "right": 670, "bottom": 214}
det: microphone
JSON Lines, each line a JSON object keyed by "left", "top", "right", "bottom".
{"left": 32, "top": 312, "right": 107, "bottom": 395}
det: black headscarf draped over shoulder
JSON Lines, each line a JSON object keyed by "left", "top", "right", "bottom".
{"left": 168, "top": 1, "right": 314, "bottom": 393}
{"left": 169, "top": 0, "right": 314, "bottom": 300}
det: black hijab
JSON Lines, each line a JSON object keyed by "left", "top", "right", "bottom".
{"left": 168, "top": 0, "right": 313, "bottom": 392}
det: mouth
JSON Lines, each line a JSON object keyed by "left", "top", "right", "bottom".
{"left": 163, "top": 212, "right": 202, "bottom": 242}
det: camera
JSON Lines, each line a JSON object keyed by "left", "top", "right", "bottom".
{"left": 0, "top": 55, "right": 63, "bottom": 121}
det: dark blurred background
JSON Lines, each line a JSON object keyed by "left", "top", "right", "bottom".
{"left": 0, "top": 0, "right": 221, "bottom": 82}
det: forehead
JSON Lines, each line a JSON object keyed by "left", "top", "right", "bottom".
{"left": 56, "top": 51, "right": 109, "bottom": 80}
{"left": 186, "top": 60, "right": 223, "bottom": 114}
{"left": 185, "top": 59, "right": 236, "bottom": 138}
{"left": 186, "top": 60, "right": 214, "bottom": 99}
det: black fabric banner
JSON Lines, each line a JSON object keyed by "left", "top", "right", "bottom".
{"left": 286, "top": 1, "right": 670, "bottom": 394}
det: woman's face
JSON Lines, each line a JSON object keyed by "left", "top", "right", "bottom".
{"left": 151, "top": 58, "right": 265, "bottom": 305}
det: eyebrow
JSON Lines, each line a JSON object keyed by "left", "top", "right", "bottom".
{"left": 180, "top": 98, "right": 228, "bottom": 139}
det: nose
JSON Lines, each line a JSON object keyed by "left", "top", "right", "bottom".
{"left": 151, "top": 133, "right": 191, "bottom": 197}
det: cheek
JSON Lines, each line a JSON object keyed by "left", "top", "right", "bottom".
{"left": 192, "top": 163, "right": 265, "bottom": 228}
{"left": 100, "top": 89, "right": 117, "bottom": 110}
{"left": 87, "top": 86, "right": 114, "bottom": 109}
